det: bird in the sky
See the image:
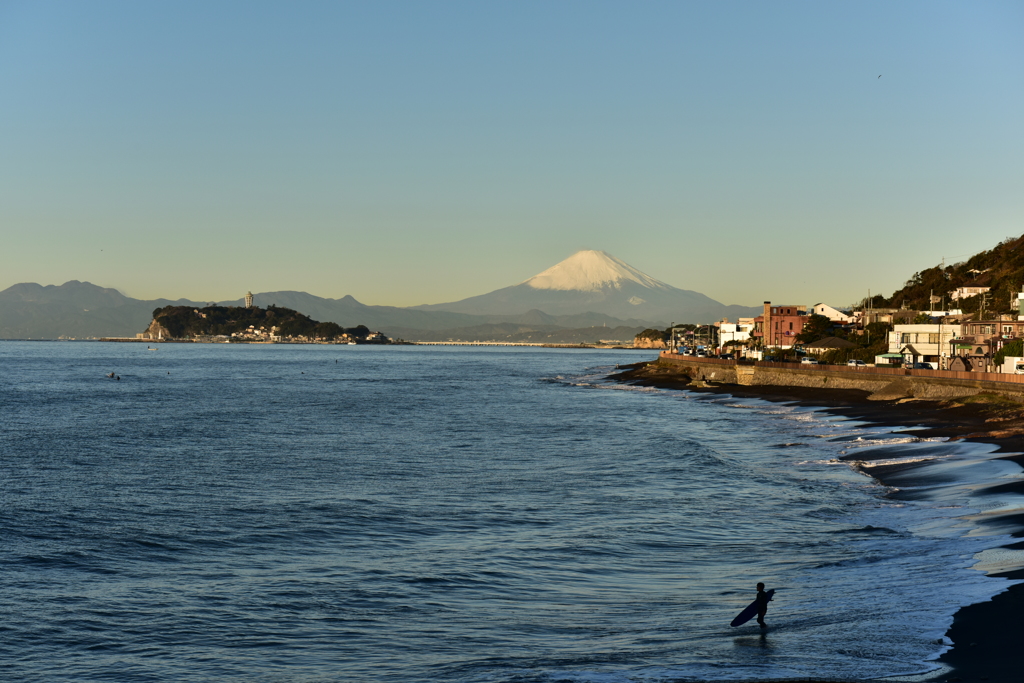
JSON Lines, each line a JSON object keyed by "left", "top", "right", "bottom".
{"left": 878, "top": 74, "right": 882, "bottom": 79}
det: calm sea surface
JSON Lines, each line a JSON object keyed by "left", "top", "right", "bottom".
{"left": 0, "top": 342, "right": 1019, "bottom": 682}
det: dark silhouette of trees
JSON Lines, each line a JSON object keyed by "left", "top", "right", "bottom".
{"left": 148, "top": 305, "right": 378, "bottom": 341}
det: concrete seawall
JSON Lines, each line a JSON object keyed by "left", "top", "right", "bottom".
{"left": 656, "top": 352, "right": 1024, "bottom": 402}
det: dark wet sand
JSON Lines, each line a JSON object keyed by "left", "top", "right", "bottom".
{"left": 610, "top": 361, "right": 1024, "bottom": 683}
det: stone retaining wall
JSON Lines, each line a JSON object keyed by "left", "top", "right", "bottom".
{"left": 656, "top": 354, "right": 1024, "bottom": 402}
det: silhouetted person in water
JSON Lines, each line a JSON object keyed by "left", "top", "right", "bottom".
{"left": 755, "top": 582, "right": 771, "bottom": 628}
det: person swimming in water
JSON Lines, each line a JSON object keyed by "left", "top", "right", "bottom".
{"left": 755, "top": 582, "right": 771, "bottom": 628}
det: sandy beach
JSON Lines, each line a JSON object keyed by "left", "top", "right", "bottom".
{"left": 610, "top": 361, "right": 1024, "bottom": 683}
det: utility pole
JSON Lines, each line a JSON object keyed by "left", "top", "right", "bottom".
{"left": 866, "top": 289, "right": 871, "bottom": 346}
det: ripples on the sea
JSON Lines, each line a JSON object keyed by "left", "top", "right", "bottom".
{"left": 0, "top": 343, "right": 1019, "bottom": 682}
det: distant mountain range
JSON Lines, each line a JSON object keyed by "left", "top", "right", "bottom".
{"left": 0, "top": 282, "right": 205, "bottom": 340}
{"left": 414, "top": 250, "right": 759, "bottom": 323}
{"left": 0, "top": 251, "right": 759, "bottom": 340}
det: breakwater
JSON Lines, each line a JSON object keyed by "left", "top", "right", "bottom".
{"left": 656, "top": 351, "right": 1024, "bottom": 402}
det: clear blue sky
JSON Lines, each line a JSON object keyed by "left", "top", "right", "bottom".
{"left": 1, "top": 1, "right": 1022, "bottom": 308}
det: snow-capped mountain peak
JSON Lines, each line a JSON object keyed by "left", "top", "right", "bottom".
{"left": 411, "top": 249, "right": 759, "bottom": 323}
{"left": 522, "top": 250, "right": 671, "bottom": 292}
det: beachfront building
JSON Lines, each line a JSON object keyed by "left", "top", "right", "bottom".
{"left": 960, "top": 319, "right": 1024, "bottom": 339}
{"left": 716, "top": 318, "right": 753, "bottom": 352}
{"left": 948, "top": 317, "right": 1024, "bottom": 372}
{"left": 752, "top": 302, "right": 808, "bottom": 349}
{"left": 888, "top": 324, "right": 958, "bottom": 369}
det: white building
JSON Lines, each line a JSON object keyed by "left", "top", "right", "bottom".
{"left": 950, "top": 286, "right": 990, "bottom": 301}
{"left": 888, "top": 324, "right": 958, "bottom": 368}
{"left": 716, "top": 318, "right": 754, "bottom": 350}
{"left": 810, "top": 303, "right": 854, "bottom": 323}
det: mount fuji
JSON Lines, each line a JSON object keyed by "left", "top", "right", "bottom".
{"left": 414, "top": 250, "right": 759, "bottom": 324}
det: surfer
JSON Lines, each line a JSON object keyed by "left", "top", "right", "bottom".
{"left": 755, "top": 582, "right": 771, "bottom": 628}
{"left": 730, "top": 583, "right": 775, "bottom": 628}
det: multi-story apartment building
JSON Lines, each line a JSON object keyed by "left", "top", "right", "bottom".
{"left": 752, "top": 302, "right": 808, "bottom": 349}
{"left": 888, "top": 324, "right": 958, "bottom": 368}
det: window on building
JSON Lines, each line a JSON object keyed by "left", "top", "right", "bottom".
{"left": 901, "top": 333, "right": 911, "bottom": 343}
{"left": 1004, "top": 326, "right": 1013, "bottom": 334}
{"left": 928, "top": 334, "right": 939, "bottom": 344}
{"left": 982, "top": 325, "right": 994, "bottom": 334}
{"left": 789, "top": 322, "right": 793, "bottom": 330}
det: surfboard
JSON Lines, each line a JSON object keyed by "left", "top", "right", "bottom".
{"left": 730, "top": 589, "right": 774, "bottom": 627}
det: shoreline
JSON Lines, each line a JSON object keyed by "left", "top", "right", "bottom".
{"left": 609, "top": 360, "right": 1024, "bottom": 683}
{"left": 6, "top": 338, "right": 646, "bottom": 349}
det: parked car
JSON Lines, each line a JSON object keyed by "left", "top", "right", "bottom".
{"left": 719, "top": 353, "right": 734, "bottom": 360}
{"left": 846, "top": 360, "right": 867, "bottom": 367}
{"left": 800, "top": 357, "right": 819, "bottom": 365}
{"left": 905, "top": 362, "right": 933, "bottom": 370}
{"left": 696, "top": 351, "right": 706, "bottom": 358}
{"left": 762, "top": 355, "right": 777, "bottom": 362}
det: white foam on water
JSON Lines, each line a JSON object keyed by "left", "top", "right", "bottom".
{"left": 875, "top": 663, "right": 956, "bottom": 682}
{"left": 840, "top": 436, "right": 935, "bottom": 449}
{"left": 972, "top": 546, "right": 1024, "bottom": 574}
{"left": 794, "top": 458, "right": 854, "bottom": 465}
{"left": 856, "top": 456, "right": 951, "bottom": 468}
{"left": 554, "top": 372, "right": 1024, "bottom": 681}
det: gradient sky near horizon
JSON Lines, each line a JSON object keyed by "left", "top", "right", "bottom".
{"left": 2, "top": 1, "right": 1022, "bottom": 309}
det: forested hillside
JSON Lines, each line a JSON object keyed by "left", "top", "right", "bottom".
{"left": 867, "top": 235, "right": 1024, "bottom": 315}
{"left": 151, "top": 305, "right": 369, "bottom": 341}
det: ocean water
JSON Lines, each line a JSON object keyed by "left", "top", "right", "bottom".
{"left": 0, "top": 342, "right": 1020, "bottom": 682}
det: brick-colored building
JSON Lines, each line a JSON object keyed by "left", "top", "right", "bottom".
{"left": 952, "top": 318, "right": 1024, "bottom": 371}
{"left": 752, "top": 302, "right": 808, "bottom": 349}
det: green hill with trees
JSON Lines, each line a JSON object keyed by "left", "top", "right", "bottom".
{"left": 150, "top": 305, "right": 371, "bottom": 341}
{"left": 864, "top": 234, "right": 1024, "bottom": 316}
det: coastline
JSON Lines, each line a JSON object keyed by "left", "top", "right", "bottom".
{"left": 609, "top": 360, "right": 1024, "bottom": 683}
{"left": 90, "top": 338, "right": 640, "bottom": 348}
